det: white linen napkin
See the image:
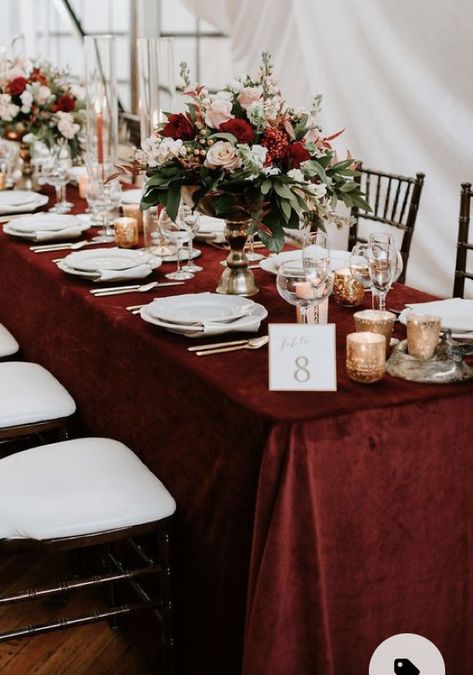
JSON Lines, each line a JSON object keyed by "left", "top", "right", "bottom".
{"left": 400, "top": 298, "right": 473, "bottom": 332}
{"left": 197, "top": 216, "right": 226, "bottom": 243}
{"left": 180, "top": 313, "right": 262, "bottom": 338}
{"left": 92, "top": 263, "right": 154, "bottom": 283}
{"left": 33, "top": 226, "right": 85, "bottom": 242}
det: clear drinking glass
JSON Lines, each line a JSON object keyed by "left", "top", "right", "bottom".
{"left": 276, "top": 259, "right": 333, "bottom": 324}
{"left": 41, "top": 156, "right": 68, "bottom": 213}
{"left": 349, "top": 243, "right": 371, "bottom": 288}
{"left": 245, "top": 233, "right": 265, "bottom": 262}
{"left": 87, "top": 177, "right": 114, "bottom": 243}
{"left": 181, "top": 207, "right": 203, "bottom": 273}
{"left": 56, "top": 143, "right": 73, "bottom": 211}
{"left": 158, "top": 208, "right": 194, "bottom": 281}
{"left": 368, "top": 233, "right": 404, "bottom": 282}
{"left": 367, "top": 237, "right": 397, "bottom": 311}
{"left": 303, "top": 230, "right": 330, "bottom": 266}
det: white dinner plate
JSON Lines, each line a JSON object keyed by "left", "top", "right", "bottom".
{"left": 9, "top": 214, "right": 80, "bottom": 233}
{"left": 140, "top": 302, "right": 268, "bottom": 336}
{"left": 148, "top": 293, "right": 256, "bottom": 325}
{"left": 65, "top": 248, "right": 156, "bottom": 272}
{"left": 57, "top": 256, "right": 161, "bottom": 282}
{"left": 3, "top": 221, "right": 90, "bottom": 241}
{"left": 0, "top": 192, "right": 48, "bottom": 215}
{"left": 260, "top": 248, "right": 350, "bottom": 274}
{"left": 121, "top": 189, "right": 143, "bottom": 205}
{"left": 0, "top": 191, "right": 39, "bottom": 207}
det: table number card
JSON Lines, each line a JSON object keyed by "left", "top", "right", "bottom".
{"left": 268, "top": 324, "right": 337, "bottom": 391}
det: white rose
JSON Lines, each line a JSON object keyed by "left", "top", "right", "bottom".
{"left": 226, "top": 79, "right": 243, "bottom": 94}
{"left": 213, "top": 90, "right": 233, "bottom": 102}
{"left": 0, "top": 94, "right": 19, "bottom": 121}
{"left": 204, "top": 99, "right": 234, "bottom": 129}
{"left": 35, "top": 85, "right": 51, "bottom": 105}
{"left": 204, "top": 140, "right": 241, "bottom": 171}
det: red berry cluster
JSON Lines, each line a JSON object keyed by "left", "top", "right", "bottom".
{"left": 260, "top": 127, "right": 289, "bottom": 164}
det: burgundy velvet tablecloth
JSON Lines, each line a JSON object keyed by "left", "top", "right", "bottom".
{"left": 0, "top": 189, "right": 472, "bottom": 674}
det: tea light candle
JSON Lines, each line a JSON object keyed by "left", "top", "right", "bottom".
{"left": 406, "top": 312, "right": 441, "bottom": 360}
{"left": 78, "top": 174, "right": 89, "bottom": 199}
{"left": 346, "top": 331, "right": 386, "bottom": 383}
{"left": 333, "top": 268, "right": 364, "bottom": 307}
{"left": 114, "top": 216, "right": 139, "bottom": 248}
{"left": 353, "top": 309, "right": 396, "bottom": 354}
{"left": 122, "top": 203, "right": 143, "bottom": 232}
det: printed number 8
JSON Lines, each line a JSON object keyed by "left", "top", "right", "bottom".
{"left": 294, "top": 356, "right": 310, "bottom": 383}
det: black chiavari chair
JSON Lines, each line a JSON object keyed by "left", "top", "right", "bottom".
{"left": 349, "top": 165, "right": 425, "bottom": 283}
{"left": 453, "top": 182, "right": 472, "bottom": 298}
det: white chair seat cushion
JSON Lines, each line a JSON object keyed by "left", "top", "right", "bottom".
{"left": 0, "top": 438, "right": 176, "bottom": 540}
{"left": 0, "top": 324, "right": 19, "bottom": 358}
{"left": 0, "top": 362, "right": 76, "bottom": 428}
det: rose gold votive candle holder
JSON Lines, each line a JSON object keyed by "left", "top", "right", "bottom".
{"left": 346, "top": 331, "right": 386, "bottom": 383}
{"left": 333, "top": 268, "right": 364, "bottom": 307}
{"left": 406, "top": 312, "right": 441, "bottom": 360}
{"left": 78, "top": 174, "right": 89, "bottom": 199}
{"left": 354, "top": 309, "right": 396, "bottom": 355}
{"left": 122, "top": 203, "right": 143, "bottom": 232}
{"left": 114, "top": 216, "right": 139, "bottom": 248}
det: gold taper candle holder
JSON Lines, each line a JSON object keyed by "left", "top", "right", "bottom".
{"left": 333, "top": 268, "right": 364, "bottom": 307}
{"left": 114, "top": 216, "right": 139, "bottom": 248}
{"left": 354, "top": 309, "right": 396, "bottom": 355}
{"left": 346, "top": 331, "right": 386, "bottom": 383}
{"left": 406, "top": 312, "right": 441, "bottom": 360}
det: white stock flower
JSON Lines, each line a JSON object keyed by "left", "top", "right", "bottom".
{"left": 249, "top": 144, "right": 267, "bottom": 169}
{"left": 263, "top": 166, "right": 280, "bottom": 176}
{"left": 204, "top": 140, "right": 241, "bottom": 171}
{"left": 306, "top": 182, "right": 327, "bottom": 199}
{"left": 247, "top": 101, "right": 265, "bottom": 128}
{"left": 264, "top": 95, "right": 283, "bottom": 120}
{"left": 287, "top": 168, "right": 305, "bottom": 182}
{"left": 138, "top": 136, "right": 186, "bottom": 168}
{"left": 56, "top": 111, "right": 80, "bottom": 139}
{"left": 20, "top": 89, "right": 33, "bottom": 114}
{"left": 213, "top": 90, "right": 233, "bottom": 102}
{"left": 35, "top": 85, "right": 51, "bottom": 105}
{"left": 0, "top": 94, "right": 19, "bottom": 121}
{"left": 70, "top": 83, "right": 85, "bottom": 101}
{"left": 226, "top": 78, "right": 243, "bottom": 94}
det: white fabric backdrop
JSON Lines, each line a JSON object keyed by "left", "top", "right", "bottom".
{"left": 183, "top": 0, "right": 473, "bottom": 297}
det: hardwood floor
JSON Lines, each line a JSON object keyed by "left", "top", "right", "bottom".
{"left": 0, "top": 550, "right": 153, "bottom": 674}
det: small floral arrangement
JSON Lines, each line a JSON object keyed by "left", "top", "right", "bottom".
{"left": 0, "top": 58, "right": 86, "bottom": 158}
{"left": 129, "top": 53, "right": 369, "bottom": 251}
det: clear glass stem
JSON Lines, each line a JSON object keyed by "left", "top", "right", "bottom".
{"left": 372, "top": 289, "right": 387, "bottom": 311}
{"left": 175, "top": 244, "right": 182, "bottom": 274}
{"left": 298, "top": 305, "right": 308, "bottom": 324}
{"left": 54, "top": 185, "right": 61, "bottom": 208}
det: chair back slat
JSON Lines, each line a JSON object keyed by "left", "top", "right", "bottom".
{"left": 453, "top": 182, "right": 473, "bottom": 298}
{"left": 349, "top": 166, "right": 425, "bottom": 284}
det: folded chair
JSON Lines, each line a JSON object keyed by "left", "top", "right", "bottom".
{"left": 349, "top": 164, "right": 425, "bottom": 283}
{"left": 453, "top": 182, "right": 472, "bottom": 298}
{"left": 0, "top": 437, "right": 176, "bottom": 674}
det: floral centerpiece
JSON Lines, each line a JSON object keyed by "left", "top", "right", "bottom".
{"left": 0, "top": 58, "right": 86, "bottom": 159}
{"left": 127, "top": 53, "right": 369, "bottom": 295}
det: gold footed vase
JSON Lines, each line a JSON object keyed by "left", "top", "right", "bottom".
{"left": 216, "top": 220, "right": 259, "bottom": 297}
{"left": 18, "top": 142, "right": 34, "bottom": 191}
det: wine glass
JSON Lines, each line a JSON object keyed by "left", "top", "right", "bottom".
{"left": 41, "top": 155, "right": 69, "bottom": 213}
{"left": 87, "top": 177, "right": 115, "bottom": 243}
{"left": 367, "top": 238, "right": 397, "bottom": 311}
{"left": 276, "top": 259, "right": 333, "bottom": 324}
{"left": 181, "top": 207, "right": 203, "bottom": 273}
{"left": 368, "top": 233, "right": 403, "bottom": 309}
{"left": 245, "top": 232, "right": 265, "bottom": 262}
{"left": 349, "top": 243, "right": 371, "bottom": 289}
{"left": 56, "top": 143, "right": 73, "bottom": 212}
{"left": 158, "top": 208, "right": 194, "bottom": 281}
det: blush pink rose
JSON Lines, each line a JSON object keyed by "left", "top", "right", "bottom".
{"left": 238, "top": 87, "right": 262, "bottom": 111}
{"left": 204, "top": 99, "right": 234, "bottom": 129}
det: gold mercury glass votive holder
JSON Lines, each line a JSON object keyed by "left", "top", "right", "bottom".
{"left": 122, "top": 203, "right": 143, "bottom": 232}
{"left": 333, "top": 268, "right": 364, "bottom": 307}
{"left": 354, "top": 309, "right": 396, "bottom": 355}
{"left": 114, "top": 216, "right": 139, "bottom": 248}
{"left": 346, "top": 331, "right": 386, "bottom": 383}
{"left": 406, "top": 312, "right": 441, "bottom": 360}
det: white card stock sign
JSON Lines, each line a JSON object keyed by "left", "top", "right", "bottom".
{"left": 268, "top": 324, "right": 337, "bottom": 391}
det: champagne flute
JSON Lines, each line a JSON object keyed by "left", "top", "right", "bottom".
{"left": 367, "top": 239, "right": 396, "bottom": 311}
{"left": 368, "top": 233, "right": 403, "bottom": 309}
{"left": 158, "top": 208, "right": 194, "bottom": 281}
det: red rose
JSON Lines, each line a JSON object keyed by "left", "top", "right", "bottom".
{"left": 7, "top": 77, "right": 27, "bottom": 97}
{"left": 52, "top": 94, "right": 76, "bottom": 113}
{"left": 219, "top": 118, "right": 255, "bottom": 143}
{"left": 285, "top": 141, "right": 310, "bottom": 169}
{"left": 161, "top": 113, "right": 194, "bottom": 141}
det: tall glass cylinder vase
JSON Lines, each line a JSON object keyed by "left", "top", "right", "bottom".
{"left": 137, "top": 38, "right": 175, "bottom": 142}
{"left": 84, "top": 35, "right": 118, "bottom": 173}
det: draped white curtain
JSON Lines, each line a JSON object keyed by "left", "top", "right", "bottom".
{"left": 183, "top": 0, "right": 473, "bottom": 297}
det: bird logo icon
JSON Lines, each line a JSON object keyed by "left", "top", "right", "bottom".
{"left": 394, "top": 658, "right": 420, "bottom": 674}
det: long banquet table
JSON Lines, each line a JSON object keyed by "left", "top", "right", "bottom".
{"left": 0, "top": 188, "right": 472, "bottom": 675}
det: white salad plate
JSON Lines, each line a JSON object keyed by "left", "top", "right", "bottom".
{"left": 121, "top": 189, "right": 143, "bottom": 205}
{"left": 148, "top": 293, "right": 256, "bottom": 325}
{"left": 260, "top": 247, "right": 350, "bottom": 274}
{"left": 8, "top": 214, "right": 80, "bottom": 233}
{"left": 66, "top": 248, "right": 157, "bottom": 272}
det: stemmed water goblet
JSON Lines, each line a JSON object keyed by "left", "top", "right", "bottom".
{"left": 276, "top": 258, "right": 333, "bottom": 324}
{"left": 349, "top": 243, "right": 371, "bottom": 289}
{"left": 87, "top": 176, "right": 117, "bottom": 243}
{"left": 367, "top": 235, "right": 397, "bottom": 311}
{"left": 41, "top": 155, "right": 69, "bottom": 213}
{"left": 302, "top": 230, "right": 330, "bottom": 266}
{"left": 181, "top": 207, "right": 203, "bottom": 273}
{"left": 158, "top": 208, "right": 195, "bottom": 281}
